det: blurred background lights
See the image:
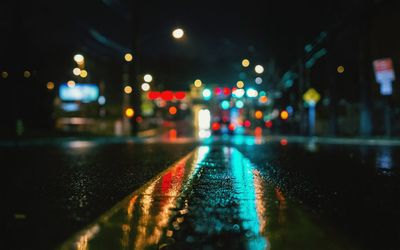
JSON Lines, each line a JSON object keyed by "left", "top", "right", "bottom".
{"left": 236, "top": 81, "right": 244, "bottom": 88}
{"left": 144, "top": 74, "right": 153, "bottom": 82}
{"left": 125, "top": 108, "right": 134, "bottom": 118}
{"left": 255, "top": 65, "right": 264, "bottom": 74}
{"left": 73, "top": 54, "right": 84, "bottom": 64}
{"left": 124, "top": 86, "right": 132, "bottom": 94}
{"left": 255, "top": 111, "right": 263, "bottom": 119}
{"left": 221, "top": 100, "right": 230, "bottom": 110}
{"left": 337, "top": 65, "right": 345, "bottom": 74}
{"left": 67, "top": 80, "right": 75, "bottom": 88}
{"left": 246, "top": 88, "right": 258, "bottom": 98}
{"left": 98, "top": 96, "right": 106, "bottom": 105}
{"left": 233, "top": 88, "right": 245, "bottom": 98}
{"left": 124, "top": 53, "right": 133, "bottom": 62}
{"left": 1, "top": 71, "right": 8, "bottom": 78}
{"left": 73, "top": 68, "right": 81, "bottom": 76}
{"left": 141, "top": 83, "right": 150, "bottom": 91}
{"left": 242, "top": 59, "right": 250, "bottom": 67}
{"left": 23, "top": 71, "right": 31, "bottom": 78}
{"left": 194, "top": 79, "right": 202, "bottom": 87}
{"left": 235, "top": 100, "right": 244, "bottom": 109}
{"left": 172, "top": 28, "right": 184, "bottom": 39}
{"left": 46, "top": 81, "right": 55, "bottom": 90}
{"left": 80, "top": 70, "right": 88, "bottom": 78}
{"left": 280, "top": 110, "right": 289, "bottom": 120}
{"left": 169, "top": 106, "right": 177, "bottom": 115}
{"left": 202, "top": 88, "right": 212, "bottom": 100}
{"left": 255, "top": 77, "right": 263, "bottom": 84}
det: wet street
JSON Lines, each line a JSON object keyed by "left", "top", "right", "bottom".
{"left": 3, "top": 136, "right": 400, "bottom": 250}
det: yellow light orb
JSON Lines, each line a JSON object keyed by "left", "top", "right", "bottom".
{"left": 236, "top": 81, "right": 245, "bottom": 89}
{"left": 80, "top": 70, "right": 88, "bottom": 78}
{"left": 67, "top": 80, "right": 76, "bottom": 88}
{"left": 255, "top": 111, "right": 263, "bottom": 120}
{"left": 143, "top": 74, "right": 153, "bottom": 82}
{"left": 23, "top": 71, "right": 31, "bottom": 78}
{"left": 337, "top": 65, "right": 345, "bottom": 74}
{"left": 74, "top": 54, "right": 84, "bottom": 64}
{"left": 46, "top": 81, "right": 55, "bottom": 90}
{"left": 124, "top": 53, "right": 133, "bottom": 62}
{"left": 280, "top": 110, "right": 289, "bottom": 120}
{"left": 125, "top": 108, "right": 135, "bottom": 118}
{"left": 1, "top": 71, "right": 8, "bottom": 78}
{"left": 172, "top": 28, "right": 184, "bottom": 39}
{"left": 194, "top": 79, "right": 202, "bottom": 87}
{"left": 242, "top": 59, "right": 250, "bottom": 67}
{"left": 255, "top": 65, "right": 264, "bottom": 74}
{"left": 73, "top": 68, "right": 81, "bottom": 76}
{"left": 124, "top": 86, "right": 133, "bottom": 94}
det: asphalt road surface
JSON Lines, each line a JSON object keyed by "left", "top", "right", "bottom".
{"left": 3, "top": 136, "right": 400, "bottom": 250}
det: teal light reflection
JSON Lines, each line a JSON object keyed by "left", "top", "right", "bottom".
{"left": 226, "top": 147, "right": 267, "bottom": 249}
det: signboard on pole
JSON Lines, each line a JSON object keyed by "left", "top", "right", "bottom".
{"left": 373, "top": 58, "right": 395, "bottom": 95}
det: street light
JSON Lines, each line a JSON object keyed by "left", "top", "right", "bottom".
{"left": 143, "top": 74, "right": 153, "bottom": 82}
{"left": 172, "top": 28, "right": 184, "bottom": 39}
{"left": 255, "top": 65, "right": 264, "bottom": 74}
{"left": 194, "top": 79, "right": 202, "bottom": 87}
{"left": 124, "top": 53, "right": 133, "bottom": 62}
{"left": 242, "top": 59, "right": 250, "bottom": 67}
{"left": 74, "top": 54, "right": 84, "bottom": 64}
{"left": 80, "top": 69, "right": 88, "bottom": 78}
{"left": 73, "top": 68, "right": 81, "bottom": 76}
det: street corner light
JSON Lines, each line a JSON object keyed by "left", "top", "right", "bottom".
{"left": 242, "top": 59, "right": 250, "bottom": 68}
{"left": 73, "top": 68, "right": 81, "bottom": 76}
{"left": 255, "top": 65, "right": 264, "bottom": 74}
{"left": 80, "top": 69, "right": 88, "bottom": 78}
{"left": 125, "top": 107, "right": 135, "bottom": 118}
{"left": 144, "top": 74, "right": 153, "bottom": 83}
{"left": 194, "top": 79, "right": 202, "bottom": 88}
{"left": 141, "top": 83, "right": 150, "bottom": 91}
{"left": 124, "top": 53, "right": 133, "bottom": 62}
{"left": 124, "top": 85, "right": 133, "bottom": 94}
{"left": 172, "top": 28, "right": 184, "bottom": 39}
{"left": 46, "top": 81, "right": 55, "bottom": 90}
{"left": 74, "top": 54, "right": 84, "bottom": 64}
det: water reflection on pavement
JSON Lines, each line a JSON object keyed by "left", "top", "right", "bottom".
{"left": 60, "top": 145, "right": 357, "bottom": 250}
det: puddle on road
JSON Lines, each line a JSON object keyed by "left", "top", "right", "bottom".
{"left": 59, "top": 146, "right": 358, "bottom": 250}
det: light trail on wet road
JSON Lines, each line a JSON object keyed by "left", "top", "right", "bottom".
{"left": 59, "top": 145, "right": 358, "bottom": 250}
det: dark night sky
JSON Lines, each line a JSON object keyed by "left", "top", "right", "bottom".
{"left": 2, "top": 0, "right": 346, "bottom": 86}
{"left": 2, "top": 0, "right": 395, "bottom": 93}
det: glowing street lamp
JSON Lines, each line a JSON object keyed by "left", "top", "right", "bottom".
{"left": 73, "top": 54, "right": 84, "bottom": 64}
{"left": 143, "top": 74, "right": 153, "bottom": 83}
{"left": 172, "top": 28, "right": 184, "bottom": 39}
{"left": 73, "top": 68, "right": 81, "bottom": 76}
{"left": 255, "top": 65, "right": 264, "bottom": 74}
{"left": 194, "top": 79, "right": 202, "bottom": 88}
{"left": 124, "top": 53, "right": 133, "bottom": 62}
{"left": 242, "top": 59, "right": 250, "bottom": 67}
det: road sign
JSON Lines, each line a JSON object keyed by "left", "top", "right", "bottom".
{"left": 373, "top": 58, "right": 395, "bottom": 95}
{"left": 303, "top": 88, "right": 320, "bottom": 104}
